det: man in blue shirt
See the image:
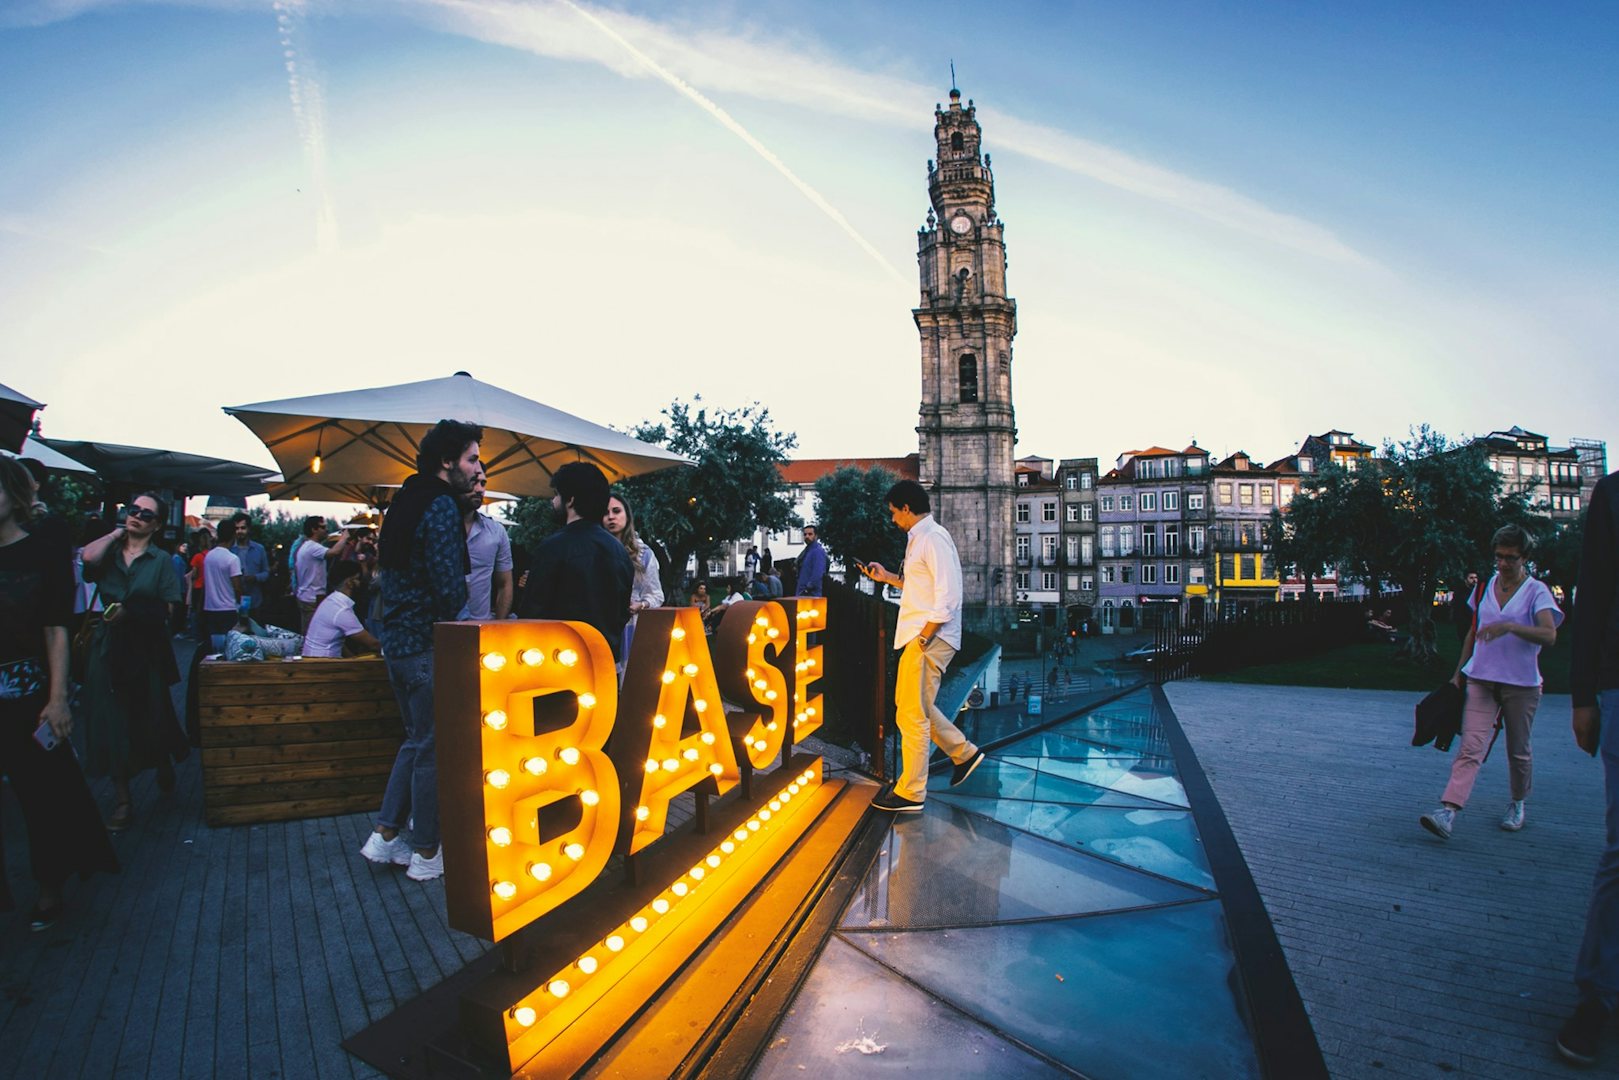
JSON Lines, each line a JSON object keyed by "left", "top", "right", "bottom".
{"left": 227, "top": 512, "right": 271, "bottom": 615}
{"left": 797, "top": 524, "right": 827, "bottom": 596}
{"left": 360, "top": 419, "right": 478, "bottom": 884}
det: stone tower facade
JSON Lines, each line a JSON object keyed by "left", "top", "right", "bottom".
{"left": 914, "top": 88, "right": 1017, "bottom": 609}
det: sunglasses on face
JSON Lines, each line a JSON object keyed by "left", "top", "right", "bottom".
{"left": 123, "top": 507, "right": 159, "bottom": 523}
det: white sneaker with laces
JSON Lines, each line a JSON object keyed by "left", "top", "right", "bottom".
{"left": 406, "top": 848, "right": 444, "bottom": 881}
{"left": 1420, "top": 806, "right": 1456, "bottom": 840}
{"left": 1500, "top": 800, "right": 1526, "bottom": 831}
{"left": 360, "top": 831, "right": 413, "bottom": 866}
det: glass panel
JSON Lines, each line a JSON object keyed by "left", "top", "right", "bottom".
{"left": 842, "top": 903, "right": 1262, "bottom": 1079}
{"left": 997, "top": 754, "right": 1189, "bottom": 809}
{"left": 928, "top": 753, "right": 1175, "bottom": 809}
{"left": 840, "top": 803, "right": 1201, "bottom": 929}
{"left": 750, "top": 937, "right": 1065, "bottom": 1079}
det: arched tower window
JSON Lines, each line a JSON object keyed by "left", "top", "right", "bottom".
{"left": 951, "top": 132, "right": 964, "bottom": 152}
{"left": 958, "top": 354, "right": 978, "bottom": 403}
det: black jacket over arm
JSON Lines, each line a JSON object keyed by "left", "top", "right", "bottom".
{"left": 1572, "top": 471, "right": 1619, "bottom": 708}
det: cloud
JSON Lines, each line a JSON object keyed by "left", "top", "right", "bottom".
{"left": 273, "top": 0, "right": 338, "bottom": 253}
{"left": 0, "top": 213, "right": 115, "bottom": 255}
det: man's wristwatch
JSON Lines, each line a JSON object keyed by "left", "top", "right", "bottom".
{"left": 918, "top": 635, "right": 932, "bottom": 646}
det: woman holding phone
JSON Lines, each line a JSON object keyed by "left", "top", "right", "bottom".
{"left": 0, "top": 457, "right": 118, "bottom": 930}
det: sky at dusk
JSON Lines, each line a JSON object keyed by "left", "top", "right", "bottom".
{"left": 3, "top": 0, "right": 1615, "bottom": 501}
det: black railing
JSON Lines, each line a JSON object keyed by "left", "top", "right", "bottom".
{"left": 821, "top": 580, "right": 896, "bottom": 780}
{"left": 1151, "top": 600, "right": 1363, "bottom": 683}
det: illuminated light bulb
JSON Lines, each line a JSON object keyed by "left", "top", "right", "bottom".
{"left": 683, "top": 747, "right": 699, "bottom": 762}
{"left": 579, "top": 789, "right": 600, "bottom": 807}
{"left": 577, "top": 956, "right": 598, "bottom": 975}
{"left": 807, "top": 707, "right": 818, "bottom": 717}
{"left": 519, "top": 647, "right": 545, "bottom": 666}
{"left": 760, "top": 809, "right": 773, "bottom": 822}
{"left": 693, "top": 699, "right": 709, "bottom": 713}
{"left": 753, "top": 739, "right": 767, "bottom": 752}
{"left": 788, "top": 783, "right": 800, "bottom": 795}
{"left": 807, "top": 658, "right": 818, "bottom": 668}
{"left": 311, "top": 453, "right": 323, "bottom": 475}
{"left": 755, "top": 615, "right": 769, "bottom": 627}
{"left": 630, "top": 916, "right": 648, "bottom": 933}
{"left": 555, "top": 648, "right": 579, "bottom": 667}
{"left": 746, "top": 634, "right": 757, "bottom": 645}
{"left": 564, "top": 842, "right": 585, "bottom": 861}
{"left": 512, "top": 1006, "right": 537, "bottom": 1027}
{"left": 670, "top": 627, "right": 686, "bottom": 641}
{"left": 709, "top": 763, "right": 723, "bottom": 775}
{"left": 486, "top": 769, "right": 511, "bottom": 789}
{"left": 734, "top": 828, "right": 749, "bottom": 842}
{"left": 720, "top": 841, "right": 735, "bottom": 854}
{"left": 747, "top": 819, "right": 761, "bottom": 832}
{"left": 745, "top": 668, "right": 756, "bottom": 679}
{"left": 558, "top": 747, "right": 581, "bottom": 766}
{"left": 769, "top": 799, "right": 782, "bottom": 812}
{"left": 661, "top": 670, "right": 676, "bottom": 684}
{"left": 606, "top": 935, "right": 625, "bottom": 952}
{"left": 528, "top": 861, "right": 553, "bottom": 882}
{"left": 796, "top": 610, "right": 808, "bottom": 620}
{"left": 700, "top": 731, "right": 715, "bottom": 745}
{"left": 671, "top": 881, "right": 689, "bottom": 897}
{"left": 795, "top": 663, "right": 807, "bottom": 674}
{"left": 682, "top": 662, "right": 699, "bottom": 677}
{"left": 549, "top": 979, "right": 570, "bottom": 998}
{"left": 522, "top": 756, "right": 547, "bottom": 776}
{"left": 481, "top": 652, "right": 508, "bottom": 672}
{"left": 489, "top": 826, "right": 513, "bottom": 847}
{"left": 765, "top": 690, "right": 778, "bottom": 702}
{"left": 645, "top": 758, "right": 659, "bottom": 774}
{"left": 706, "top": 854, "right": 722, "bottom": 868}
{"left": 492, "top": 880, "right": 517, "bottom": 900}
{"left": 635, "top": 805, "right": 650, "bottom": 821}
{"left": 690, "top": 866, "right": 705, "bottom": 881}
{"left": 652, "top": 898, "right": 670, "bottom": 914}
{"left": 766, "top": 721, "right": 779, "bottom": 732}
{"left": 780, "top": 789, "right": 792, "bottom": 803}
{"left": 767, "top": 628, "right": 780, "bottom": 639}
{"left": 663, "top": 758, "right": 679, "bottom": 772}
{"left": 753, "top": 679, "right": 768, "bottom": 692}
{"left": 653, "top": 713, "right": 667, "bottom": 729}
{"left": 577, "top": 693, "right": 597, "bottom": 709}
{"left": 796, "top": 712, "right": 807, "bottom": 723}
{"left": 483, "top": 710, "right": 509, "bottom": 731}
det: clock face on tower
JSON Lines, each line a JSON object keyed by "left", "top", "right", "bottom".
{"left": 949, "top": 213, "right": 972, "bottom": 235}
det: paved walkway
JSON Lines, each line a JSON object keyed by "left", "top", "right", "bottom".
{"left": 1166, "top": 682, "right": 1605, "bottom": 1079}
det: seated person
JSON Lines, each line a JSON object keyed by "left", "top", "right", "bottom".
{"left": 302, "top": 560, "right": 380, "bottom": 657}
{"left": 703, "top": 576, "right": 748, "bottom": 629}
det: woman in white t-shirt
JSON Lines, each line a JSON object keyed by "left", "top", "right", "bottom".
{"left": 1421, "top": 524, "right": 1562, "bottom": 840}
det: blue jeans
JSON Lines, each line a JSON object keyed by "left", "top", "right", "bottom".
{"left": 1576, "top": 689, "right": 1619, "bottom": 1009}
{"left": 377, "top": 651, "right": 438, "bottom": 851}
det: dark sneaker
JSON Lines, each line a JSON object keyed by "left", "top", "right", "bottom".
{"left": 950, "top": 749, "right": 986, "bottom": 787}
{"left": 1557, "top": 997, "right": 1611, "bottom": 1066}
{"left": 871, "top": 788, "right": 924, "bottom": 813}
{"left": 29, "top": 902, "right": 63, "bottom": 933}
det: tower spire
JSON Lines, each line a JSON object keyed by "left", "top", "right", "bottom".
{"left": 950, "top": 59, "right": 957, "bottom": 93}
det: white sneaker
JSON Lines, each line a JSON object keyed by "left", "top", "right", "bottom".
{"left": 1500, "top": 801, "right": 1526, "bottom": 831}
{"left": 1420, "top": 806, "right": 1456, "bottom": 840}
{"left": 360, "top": 831, "right": 413, "bottom": 866}
{"left": 406, "top": 848, "right": 443, "bottom": 881}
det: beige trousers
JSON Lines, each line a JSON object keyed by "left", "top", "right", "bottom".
{"left": 893, "top": 637, "right": 977, "bottom": 801}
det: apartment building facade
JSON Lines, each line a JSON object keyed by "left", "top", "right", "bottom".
{"left": 1096, "top": 444, "right": 1212, "bottom": 632}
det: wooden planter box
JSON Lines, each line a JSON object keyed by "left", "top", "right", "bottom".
{"left": 197, "top": 658, "right": 402, "bottom": 827}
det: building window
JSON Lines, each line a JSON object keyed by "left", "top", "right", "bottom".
{"left": 1189, "top": 526, "right": 1205, "bottom": 554}
{"left": 1016, "top": 571, "right": 1030, "bottom": 590}
{"left": 1239, "top": 483, "right": 1254, "bottom": 506}
{"left": 1100, "top": 526, "right": 1116, "bottom": 557}
{"left": 1344, "top": 458, "right": 1358, "bottom": 472}
{"left": 1164, "top": 525, "right": 1180, "bottom": 556}
{"left": 1081, "top": 503, "right": 1094, "bottom": 522}
{"left": 1017, "top": 472, "right": 1030, "bottom": 487}
{"left": 1141, "top": 563, "right": 1157, "bottom": 584}
{"left": 1082, "top": 535, "right": 1094, "bottom": 564}
{"left": 1222, "top": 554, "right": 1237, "bottom": 581}
{"left": 1081, "top": 472, "right": 1094, "bottom": 490}
{"left": 1066, "top": 536, "right": 1080, "bottom": 562}
{"left": 1016, "top": 504, "right": 1030, "bottom": 523}
{"left": 1218, "top": 482, "right": 1234, "bottom": 505}
{"left": 1042, "top": 572, "right": 1058, "bottom": 591}
{"left": 1140, "top": 492, "right": 1157, "bottom": 511}
{"left": 1041, "top": 535, "right": 1058, "bottom": 562}
{"left": 1165, "top": 563, "right": 1180, "bottom": 584}
{"left": 1164, "top": 458, "right": 1181, "bottom": 477}
{"left": 1101, "top": 565, "right": 1115, "bottom": 584}
{"left": 1120, "top": 564, "right": 1134, "bottom": 584}
{"left": 1188, "top": 493, "right": 1205, "bottom": 511}
{"left": 1164, "top": 490, "right": 1179, "bottom": 511}
{"left": 1186, "top": 458, "right": 1205, "bottom": 476}
{"left": 1066, "top": 573, "right": 1080, "bottom": 590}
{"left": 1280, "top": 487, "right": 1294, "bottom": 507}
{"left": 1260, "top": 485, "right": 1274, "bottom": 505}
{"left": 1189, "top": 564, "right": 1205, "bottom": 584}
{"left": 1101, "top": 600, "right": 1115, "bottom": 626}
{"left": 1120, "top": 525, "right": 1135, "bottom": 555}
{"left": 1042, "top": 501, "right": 1057, "bottom": 522}
{"left": 1298, "top": 457, "right": 1312, "bottom": 473}
{"left": 1066, "top": 504, "right": 1081, "bottom": 523}
{"left": 1064, "top": 474, "right": 1078, "bottom": 490}
{"left": 1081, "top": 574, "right": 1094, "bottom": 591}
{"left": 1142, "top": 528, "right": 1158, "bottom": 556}
{"left": 1138, "top": 459, "right": 1159, "bottom": 479}
{"left": 1100, "top": 495, "right": 1114, "bottom": 512}
{"left": 1016, "top": 535, "right": 1030, "bottom": 560}
{"left": 1120, "top": 494, "right": 1134, "bottom": 511}
{"left": 958, "top": 354, "right": 978, "bottom": 403}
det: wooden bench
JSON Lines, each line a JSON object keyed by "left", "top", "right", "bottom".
{"left": 197, "top": 658, "right": 402, "bottom": 827}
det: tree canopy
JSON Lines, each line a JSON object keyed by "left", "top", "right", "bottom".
{"left": 810, "top": 465, "right": 907, "bottom": 585}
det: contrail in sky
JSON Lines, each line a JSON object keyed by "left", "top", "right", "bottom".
{"left": 274, "top": 0, "right": 337, "bottom": 254}
{"left": 556, "top": 0, "right": 906, "bottom": 286}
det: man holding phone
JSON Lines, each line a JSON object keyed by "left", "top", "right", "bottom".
{"left": 862, "top": 480, "right": 983, "bottom": 813}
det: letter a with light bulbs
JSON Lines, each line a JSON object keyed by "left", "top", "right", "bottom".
{"left": 433, "top": 597, "right": 863, "bottom": 1074}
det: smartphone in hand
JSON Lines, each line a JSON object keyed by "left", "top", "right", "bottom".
{"left": 33, "top": 720, "right": 60, "bottom": 752}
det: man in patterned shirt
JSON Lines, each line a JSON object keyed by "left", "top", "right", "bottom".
{"left": 359, "top": 419, "right": 479, "bottom": 882}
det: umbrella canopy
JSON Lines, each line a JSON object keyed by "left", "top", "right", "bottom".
{"left": 224, "top": 372, "right": 688, "bottom": 496}
{"left": 37, "top": 438, "right": 277, "bottom": 496}
{"left": 0, "top": 382, "right": 44, "bottom": 454}
{"left": 266, "top": 479, "right": 398, "bottom": 506}
{"left": 2, "top": 435, "right": 95, "bottom": 474}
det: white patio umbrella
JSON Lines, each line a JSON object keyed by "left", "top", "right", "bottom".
{"left": 225, "top": 372, "right": 688, "bottom": 496}
{"left": 2, "top": 434, "right": 95, "bottom": 474}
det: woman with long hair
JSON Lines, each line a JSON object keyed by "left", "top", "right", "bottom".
{"left": 603, "top": 492, "right": 663, "bottom": 664}
{"left": 78, "top": 492, "right": 188, "bottom": 831}
{"left": 1420, "top": 523, "right": 1562, "bottom": 840}
{"left": 0, "top": 458, "right": 118, "bottom": 928}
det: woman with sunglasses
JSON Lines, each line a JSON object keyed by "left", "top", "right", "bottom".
{"left": 0, "top": 458, "right": 118, "bottom": 929}
{"left": 1420, "top": 524, "right": 1562, "bottom": 840}
{"left": 78, "top": 493, "right": 187, "bottom": 831}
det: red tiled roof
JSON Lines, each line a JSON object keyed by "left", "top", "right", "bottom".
{"left": 777, "top": 454, "right": 920, "bottom": 485}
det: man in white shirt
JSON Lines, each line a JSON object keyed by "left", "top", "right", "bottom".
{"left": 302, "top": 560, "right": 380, "bottom": 657}
{"left": 201, "top": 518, "right": 245, "bottom": 640}
{"left": 862, "top": 479, "right": 982, "bottom": 813}
{"left": 294, "top": 515, "right": 353, "bottom": 634}
{"left": 458, "top": 469, "right": 513, "bottom": 620}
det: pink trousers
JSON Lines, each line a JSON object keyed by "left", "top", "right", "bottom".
{"left": 1441, "top": 678, "right": 1540, "bottom": 808}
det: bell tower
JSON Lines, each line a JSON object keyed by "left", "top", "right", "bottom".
{"left": 914, "top": 86, "right": 1017, "bottom": 609}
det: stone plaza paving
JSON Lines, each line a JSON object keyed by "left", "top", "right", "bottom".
{"left": 1, "top": 676, "right": 1607, "bottom": 1077}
